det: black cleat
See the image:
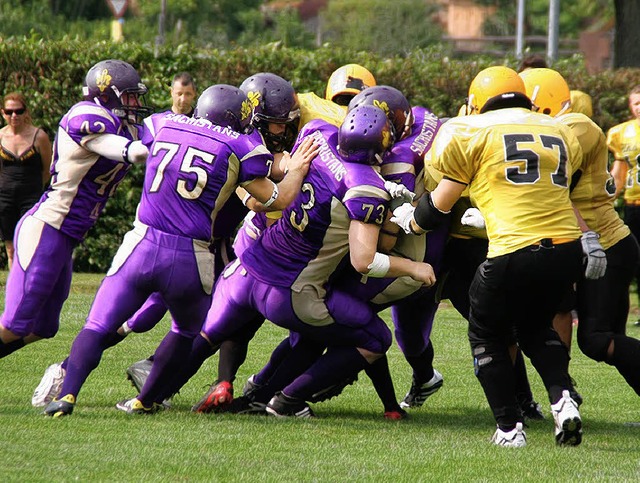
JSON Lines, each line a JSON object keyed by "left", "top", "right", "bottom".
{"left": 266, "top": 392, "right": 314, "bottom": 418}
{"left": 400, "top": 369, "right": 443, "bottom": 409}
{"left": 520, "top": 400, "right": 545, "bottom": 420}
{"left": 225, "top": 396, "right": 268, "bottom": 415}
{"left": 44, "top": 394, "right": 76, "bottom": 418}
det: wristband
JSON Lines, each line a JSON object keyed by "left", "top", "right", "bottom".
{"left": 366, "top": 252, "right": 391, "bottom": 278}
{"left": 121, "top": 141, "right": 132, "bottom": 164}
{"left": 262, "top": 182, "right": 279, "bottom": 208}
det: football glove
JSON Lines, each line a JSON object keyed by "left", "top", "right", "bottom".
{"left": 390, "top": 202, "right": 416, "bottom": 234}
{"left": 580, "top": 230, "right": 607, "bottom": 280}
{"left": 384, "top": 181, "right": 416, "bottom": 204}
{"left": 460, "top": 207, "right": 485, "bottom": 229}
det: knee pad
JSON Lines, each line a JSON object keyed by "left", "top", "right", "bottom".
{"left": 577, "top": 329, "right": 611, "bottom": 362}
{"left": 471, "top": 342, "right": 511, "bottom": 379}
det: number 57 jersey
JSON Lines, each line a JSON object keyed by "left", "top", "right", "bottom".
{"left": 240, "top": 119, "right": 391, "bottom": 292}
{"left": 431, "top": 107, "right": 583, "bottom": 258}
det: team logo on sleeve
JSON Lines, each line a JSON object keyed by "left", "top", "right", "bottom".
{"left": 96, "top": 69, "right": 112, "bottom": 93}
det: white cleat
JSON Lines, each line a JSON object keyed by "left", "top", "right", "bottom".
{"left": 32, "top": 362, "right": 66, "bottom": 408}
{"left": 491, "top": 422, "right": 527, "bottom": 448}
{"left": 551, "top": 389, "right": 582, "bottom": 446}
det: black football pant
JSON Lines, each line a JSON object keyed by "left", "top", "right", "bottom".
{"left": 577, "top": 234, "right": 640, "bottom": 395}
{"left": 468, "top": 239, "right": 582, "bottom": 429}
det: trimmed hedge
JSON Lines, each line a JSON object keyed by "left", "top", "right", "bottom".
{"left": 2, "top": 39, "right": 639, "bottom": 271}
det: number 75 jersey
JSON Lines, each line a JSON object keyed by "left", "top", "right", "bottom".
{"left": 241, "top": 120, "right": 391, "bottom": 291}
{"left": 136, "top": 112, "right": 273, "bottom": 242}
{"left": 430, "top": 107, "right": 583, "bottom": 258}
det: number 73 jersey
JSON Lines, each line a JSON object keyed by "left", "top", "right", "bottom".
{"left": 430, "top": 107, "right": 583, "bottom": 258}
{"left": 241, "top": 120, "right": 391, "bottom": 292}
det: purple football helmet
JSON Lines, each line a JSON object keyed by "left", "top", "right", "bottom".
{"left": 239, "top": 72, "right": 300, "bottom": 152}
{"left": 82, "top": 59, "right": 152, "bottom": 124}
{"left": 194, "top": 84, "right": 253, "bottom": 132}
{"left": 347, "top": 85, "right": 413, "bottom": 140}
{"left": 338, "top": 105, "right": 394, "bottom": 165}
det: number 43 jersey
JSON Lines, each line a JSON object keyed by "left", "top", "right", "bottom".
{"left": 431, "top": 107, "right": 583, "bottom": 258}
{"left": 137, "top": 112, "right": 272, "bottom": 242}
{"left": 241, "top": 119, "right": 391, "bottom": 292}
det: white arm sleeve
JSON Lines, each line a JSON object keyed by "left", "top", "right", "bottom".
{"left": 84, "top": 134, "right": 148, "bottom": 164}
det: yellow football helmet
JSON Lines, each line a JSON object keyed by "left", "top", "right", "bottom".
{"left": 325, "top": 64, "right": 376, "bottom": 106}
{"left": 467, "top": 66, "right": 527, "bottom": 115}
{"left": 519, "top": 68, "right": 571, "bottom": 117}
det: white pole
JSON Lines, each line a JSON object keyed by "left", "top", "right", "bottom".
{"left": 547, "top": 0, "right": 560, "bottom": 64}
{"left": 516, "top": 0, "right": 525, "bottom": 59}
{"left": 155, "top": 0, "right": 167, "bottom": 56}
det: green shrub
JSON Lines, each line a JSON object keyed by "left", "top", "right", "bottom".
{"left": 1, "top": 39, "right": 639, "bottom": 271}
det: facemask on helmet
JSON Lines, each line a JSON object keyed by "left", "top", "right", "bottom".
{"left": 467, "top": 66, "right": 531, "bottom": 115}
{"left": 325, "top": 64, "right": 377, "bottom": 106}
{"left": 240, "top": 72, "right": 300, "bottom": 152}
{"left": 519, "top": 68, "right": 572, "bottom": 117}
{"left": 338, "top": 105, "right": 395, "bottom": 166}
{"left": 347, "top": 85, "right": 413, "bottom": 141}
{"left": 83, "top": 59, "right": 152, "bottom": 125}
{"left": 194, "top": 84, "right": 253, "bottom": 132}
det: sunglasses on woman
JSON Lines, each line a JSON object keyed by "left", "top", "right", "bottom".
{"left": 3, "top": 108, "right": 26, "bottom": 116}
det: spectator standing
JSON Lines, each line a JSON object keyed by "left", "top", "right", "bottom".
{"left": 169, "top": 72, "right": 197, "bottom": 116}
{"left": 0, "top": 93, "right": 52, "bottom": 269}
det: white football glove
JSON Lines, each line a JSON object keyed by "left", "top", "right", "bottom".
{"left": 390, "top": 202, "right": 416, "bottom": 234}
{"left": 384, "top": 181, "right": 416, "bottom": 204}
{"left": 580, "top": 230, "right": 607, "bottom": 279}
{"left": 460, "top": 207, "right": 485, "bottom": 229}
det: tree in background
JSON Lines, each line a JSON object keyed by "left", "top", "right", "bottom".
{"left": 613, "top": 0, "right": 640, "bottom": 68}
{"left": 319, "top": 0, "right": 442, "bottom": 56}
{"left": 477, "top": 0, "right": 613, "bottom": 37}
{"left": 236, "top": 7, "right": 315, "bottom": 49}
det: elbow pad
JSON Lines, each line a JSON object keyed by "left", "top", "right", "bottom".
{"left": 414, "top": 192, "right": 450, "bottom": 231}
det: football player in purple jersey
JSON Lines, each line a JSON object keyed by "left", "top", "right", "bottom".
{"left": 115, "top": 71, "right": 379, "bottom": 413}
{"left": 238, "top": 88, "right": 447, "bottom": 418}
{"left": 108, "top": 73, "right": 303, "bottom": 395}
{"left": 0, "top": 59, "right": 151, "bottom": 361}
{"left": 43, "top": 84, "right": 318, "bottom": 417}
{"left": 158, "top": 105, "right": 436, "bottom": 418}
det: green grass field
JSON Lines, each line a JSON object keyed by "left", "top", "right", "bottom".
{"left": 2, "top": 272, "right": 640, "bottom": 481}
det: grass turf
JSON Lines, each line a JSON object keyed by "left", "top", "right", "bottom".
{"left": 2, "top": 272, "right": 640, "bottom": 481}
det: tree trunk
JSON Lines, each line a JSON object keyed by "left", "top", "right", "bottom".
{"left": 614, "top": 0, "right": 640, "bottom": 68}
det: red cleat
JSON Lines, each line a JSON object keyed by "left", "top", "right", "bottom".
{"left": 192, "top": 381, "right": 234, "bottom": 413}
{"left": 384, "top": 409, "right": 407, "bottom": 420}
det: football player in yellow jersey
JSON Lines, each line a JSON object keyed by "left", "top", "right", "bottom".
{"left": 522, "top": 68, "right": 640, "bottom": 404}
{"left": 607, "top": 85, "right": 640, "bottom": 325}
{"left": 391, "top": 66, "right": 585, "bottom": 447}
{"left": 296, "top": 63, "right": 376, "bottom": 126}
{"left": 325, "top": 64, "right": 376, "bottom": 107}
